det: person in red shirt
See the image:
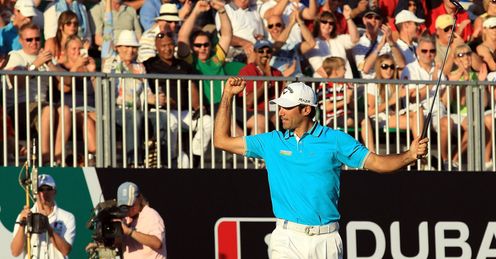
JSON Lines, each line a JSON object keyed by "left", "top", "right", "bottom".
{"left": 238, "top": 40, "right": 283, "bottom": 134}
{"left": 427, "top": 0, "right": 473, "bottom": 42}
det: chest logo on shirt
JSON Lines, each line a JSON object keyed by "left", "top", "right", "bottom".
{"left": 279, "top": 150, "right": 292, "bottom": 156}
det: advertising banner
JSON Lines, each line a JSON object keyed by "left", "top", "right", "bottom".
{"left": 0, "top": 168, "right": 495, "bottom": 259}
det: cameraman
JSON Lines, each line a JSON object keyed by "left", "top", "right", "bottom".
{"left": 11, "top": 174, "right": 76, "bottom": 258}
{"left": 117, "top": 182, "right": 167, "bottom": 258}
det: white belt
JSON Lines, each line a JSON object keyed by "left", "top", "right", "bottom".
{"left": 276, "top": 219, "right": 339, "bottom": 236}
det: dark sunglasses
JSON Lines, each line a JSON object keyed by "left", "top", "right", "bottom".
{"left": 257, "top": 48, "right": 273, "bottom": 54}
{"left": 443, "top": 25, "right": 453, "bottom": 32}
{"left": 365, "top": 14, "right": 381, "bottom": 20}
{"left": 320, "top": 20, "right": 336, "bottom": 25}
{"left": 193, "top": 42, "right": 210, "bottom": 48}
{"left": 25, "top": 37, "right": 41, "bottom": 43}
{"left": 156, "top": 32, "right": 173, "bottom": 39}
{"left": 64, "top": 21, "right": 78, "bottom": 26}
{"left": 268, "top": 23, "right": 283, "bottom": 29}
{"left": 457, "top": 51, "right": 472, "bottom": 57}
{"left": 380, "top": 63, "right": 395, "bottom": 70}
{"left": 408, "top": 2, "right": 416, "bottom": 7}
{"left": 39, "top": 186, "right": 54, "bottom": 192}
{"left": 420, "top": 49, "right": 436, "bottom": 54}
{"left": 166, "top": 20, "right": 179, "bottom": 24}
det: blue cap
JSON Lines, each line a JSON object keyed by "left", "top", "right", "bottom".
{"left": 117, "top": 182, "right": 139, "bottom": 206}
{"left": 38, "top": 174, "right": 56, "bottom": 189}
{"left": 254, "top": 40, "right": 272, "bottom": 50}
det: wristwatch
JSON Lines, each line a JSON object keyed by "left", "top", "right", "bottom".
{"left": 28, "top": 64, "right": 36, "bottom": 71}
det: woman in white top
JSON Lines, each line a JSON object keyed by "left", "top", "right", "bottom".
{"left": 305, "top": 7, "right": 359, "bottom": 78}
{"left": 367, "top": 54, "right": 425, "bottom": 145}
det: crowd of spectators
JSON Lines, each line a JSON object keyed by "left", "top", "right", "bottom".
{"left": 0, "top": 0, "right": 495, "bottom": 169}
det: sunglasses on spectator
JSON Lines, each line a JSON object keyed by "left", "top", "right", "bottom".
{"left": 257, "top": 48, "right": 273, "bottom": 54}
{"left": 156, "top": 32, "right": 173, "bottom": 39}
{"left": 380, "top": 63, "right": 395, "bottom": 70}
{"left": 25, "top": 37, "right": 41, "bottom": 43}
{"left": 166, "top": 20, "right": 179, "bottom": 24}
{"left": 365, "top": 14, "right": 381, "bottom": 20}
{"left": 64, "top": 21, "right": 78, "bottom": 26}
{"left": 39, "top": 186, "right": 54, "bottom": 192}
{"left": 443, "top": 25, "right": 453, "bottom": 32}
{"left": 457, "top": 51, "right": 472, "bottom": 57}
{"left": 193, "top": 42, "right": 210, "bottom": 48}
{"left": 420, "top": 49, "right": 436, "bottom": 54}
{"left": 320, "top": 20, "right": 335, "bottom": 25}
{"left": 408, "top": 2, "right": 416, "bottom": 7}
{"left": 268, "top": 23, "right": 283, "bottom": 29}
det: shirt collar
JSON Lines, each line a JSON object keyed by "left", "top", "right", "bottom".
{"left": 284, "top": 122, "right": 323, "bottom": 139}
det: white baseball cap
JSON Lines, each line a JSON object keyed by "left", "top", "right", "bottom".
{"left": 395, "top": 10, "right": 425, "bottom": 24}
{"left": 270, "top": 82, "right": 317, "bottom": 108}
{"left": 155, "top": 4, "right": 181, "bottom": 22}
{"left": 115, "top": 30, "right": 140, "bottom": 47}
{"left": 14, "top": 0, "right": 36, "bottom": 18}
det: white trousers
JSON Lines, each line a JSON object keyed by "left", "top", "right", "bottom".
{"left": 269, "top": 223, "right": 343, "bottom": 259}
{"left": 171, "top": 110, "right": 213, "bottom": 156}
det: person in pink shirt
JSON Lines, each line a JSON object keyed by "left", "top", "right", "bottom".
{"left": 117, "top": 182, "right": 167, "bottom": 259}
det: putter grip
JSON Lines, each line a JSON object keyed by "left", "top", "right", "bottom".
{"left": 417, "top": 112, "right": 432, "bottom": 159}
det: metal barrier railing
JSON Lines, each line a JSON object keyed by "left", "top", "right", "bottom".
{"left": 0, "top": 70, "right": 494, "bottom": 171}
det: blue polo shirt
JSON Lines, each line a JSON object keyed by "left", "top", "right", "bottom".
{"left": 0, "top": 22, "right": 21, "bottom": 55}
{"left": 245, "top": 123, "right": 370, "bottom": 225}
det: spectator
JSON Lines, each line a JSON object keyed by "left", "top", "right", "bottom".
{"left": 178, "top": 0, "right": 232, "bottom": 105}
{"left": 53, "top": 35, "right": 97, "bottom": 165}
{"left": 11, "top": 174, "right": 76, "bottom": 258}
{"left": 318, "top": 57, "right": 374, "bottom": 149}
{"left": 214, "top": 0, "right": 265, "bottom": 63}
{"left": 266, "top": 9, "right": 316, "bottom": 77}
{"left": 44, "top": 11, "right": 81, "bottom": 64}
{"left": 90, "top": 0, "right": 142, "bottom": 48}
{"left": 433, "top": 14, "right": 482, "bottom": 75}
{"left": 238, "top": 40, "right": 282, "bottom": 134}
{"left": 306, "top": 8, "right": 359, "bottom": 78}
{"left": 366, "top": 54, "right": 424, "bottom": 152}
{"left": 101, "top": 0, "right": 178, "bottom": 167}
{"left": 320, "top": 0, "right": 349, "bottom": 34}
{"left": 144, "top": 31, "right": 212, "bottom": 166}
{"left": 0, "top": 0, "right": 37, "bottom": 56}
{"left": 444, "top": 44, "right": 491, "bottom": 170}
{"left": 4, "top": 23, "right": 63, "bottom": 165}
{"left": 116, "top": 182, "right": 167, "bottom": 258}
{"left": 138, "top": 3, "right": 181, "bottom": 63}
{"left": 352, "top": 7, "right": 405, "bottom": 79}
{"left": 395, "top": 10, "right": 425, "bottom": 66}
{"left": 401, "top": 33, "right": 448, "bottom": 167}
{"left": 259, "top": 0, "right": 317, "bottom": 44}
{"left": 472, "top": 0, "right": 496, "bottom": 41}
{"left": 140, "top": 0, "right": 192, "bottom": 31}
{"left": 427, "top": 0, "right": 473, "bottom": 42}
{"left": 476, "top": 17, "right": 496, "bottom": 72}
{"left": 44, "top": 0, "right": 92, "bottom": 44}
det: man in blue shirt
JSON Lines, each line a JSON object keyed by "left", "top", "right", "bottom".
{"left": 214, "top": 77, "right": 429, "bottom": 258}
{"left": 0, "top": 0, "right": 37, "bottom": 55}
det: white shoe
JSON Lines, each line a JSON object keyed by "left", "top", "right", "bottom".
{"left": 485, "top": 160, "right": 493, "bottom": 171}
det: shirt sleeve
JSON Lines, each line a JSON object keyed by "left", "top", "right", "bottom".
{"left": 245, "top": 133, "right": 270, "bottom": 158}
{"left": 43, "top": 4, "right": 57, "bottom": 39}
{"left": 61, "top": 212, "right": 76, "bottom": 245}
{"left": 335, "top": 130, "right": 370, "bottom": 168}
{"left": 90, "top": 4, "right": 103, "bottom": 35}
{"left": 139, "top": 0, "right": 157, "bottom": 31}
